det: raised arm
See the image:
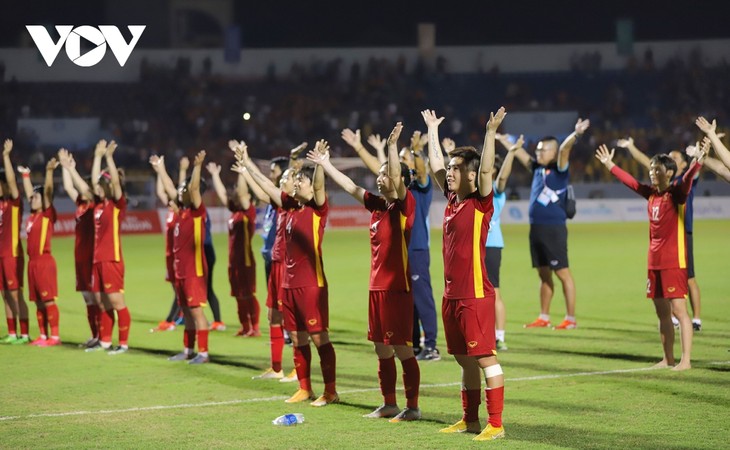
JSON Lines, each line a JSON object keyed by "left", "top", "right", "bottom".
{"left": 307, "top": 144, "right": 366, "bottom": 205}
{"left": 235, "top": 170, "right": 252, "bottom": 210}
{"left": 496, "top": 134, "right": 524, "bottom": 194}
{"left": 44, "top": 157, "right": 58, "bottom": 209}
{"left": 367, "top": 133, "right": 387, "bottom": 164}
{"left": 496, "top": 133, "right": 532, "bottom": 170}
{"left": 226, "top": 140, "right": 269, "bottom": 204}
{"left": 696, "top": 117, "right": 730, "bottom": 169}
{"left": 410, "top": 130, "right": 429, "bottom": 186}
{"left": 2, "top": 139, "right": 19, "bottom": 199}
{"left": 149, "top": 155, "right": 176, "bottom": 204}
{"left": 342, "top": 128, "right": 381, "bottom": 175}
{"left": 479, "top": 107, "right": 506, "bottom": 197}
{"left": 441, "top": 137, "right": 456, "bottom": 155}
{"left": 104, "top": 141, "right": 122, "bottom": 201}
{"left": 206, "top": 162, "right": 228, "bottom": 205}
{"left": 617, "top": 136, "right": 651, "bottom": 169}
{"left": 312, "top": 139, "right": 328, "bottom": 207}
{"left": 90, "top": 139, "right": 106, "bottom": 196}
{"left": 596, "top": 144, "right": 652, "bottom": 199}
{"left": 189, "top": 150, "right": 205, "bottom": 209}
{"left": 178, "top": 156, "right": 189, "bottom": 188}
{"left": 17, "top": 165, "right": 33, "bottom": 202}
{"left": 557, "top": 118, "right": 590, "bottom": 171}
{"left": 59, "top": 149, "right": 92, "bottom": 201}
{"left": 58, "top": 149, "right": 79, "bottom": 202}
{"left": 387, "top": 122, "right": 406, "bottom": 200}
{"left": 234, "top": 142, "right": 283, "bottom": 208}
{"left": 421, "top": 109, "right": 446, "bottom": 192}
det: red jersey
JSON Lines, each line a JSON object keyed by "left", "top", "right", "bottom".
{"left": 26, "top": 206, "right": 57, "bottom": 259}
{"left": 227, "top": 201, "right": 257, "bottom": 268}
{"left": 75, "top": 198, "right": 95, "bottom": 262}
{"left": 364, "top": 191, "right": 415, "bottom": 291}
{"left": 93, "top": 196, "right": 126, "bottom": 263}
{"left": 165, "top": 209, "right": 176, "bottom": 258}
{"left": 173, "top": 203, "right": 208, "bottom": 279}
{"left": 271, "top": 207, "right": 288, "bottom": 263}
{"left": 281, "top": 192, "right": 327, "bottom": 289}
{"left": 611, "top": 163, "right": 702, "bottom": 270}
{"left": 442, "top": 190, "right": 495, "bottom": 299}
{"left": 0, "top": 196, "right": 23, "bottom": 258}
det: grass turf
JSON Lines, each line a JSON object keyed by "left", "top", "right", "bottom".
{"left": 1, "top": 220, "right": 729, "bottom": 449}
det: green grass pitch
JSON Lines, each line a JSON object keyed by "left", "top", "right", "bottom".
{"left": 2, "top": 220, "right": 729, "bottom": 449}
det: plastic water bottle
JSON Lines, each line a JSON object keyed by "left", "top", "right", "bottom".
{"left": 272, "top": 413, "right": 305, "bottom": 426}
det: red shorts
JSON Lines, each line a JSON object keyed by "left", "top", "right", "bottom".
{"left": 265, "top": 261, "right": 284, "bottom": 310}
{"left": 229, "top": 263, "right": 256, "bottom": 299}
{"left": 28, "top": 255, "right": 58, "bottom": 302}
{"left": 282, "top": 286, "right": 329, "bottom": 333}
{"left": 367, "top": 290, "right": 413, "bottom": 346}
{"left": 75, "top": 259, "right": 93, "bottom": 292}
{"left": 647, "top": 269, "right": 688, "bottom": 299}
{"left": 165, "top": 255, "right": 174, "bottom": 283}
{"left": 0, "top": 254, "right": 24, "bottom": 291}
{"left": 442, "top": 295, "right": 497, "bottom": 356}
{"left": 91, "top": 261, "right": 125, "bottom": 294}
{"left": 174, "top": 276, "right": 208, "bottom": 308}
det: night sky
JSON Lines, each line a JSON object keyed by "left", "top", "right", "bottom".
{"left": 2, "top": 0, "right": 728, "bottom": 48}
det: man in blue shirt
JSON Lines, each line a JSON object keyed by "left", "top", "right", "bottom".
{"left": 510, "top": 119, "right": 589, "bottom": 330}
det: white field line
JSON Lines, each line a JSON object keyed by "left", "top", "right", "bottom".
{"left": 0, "top": 364, "right": 699, "bottom": 422}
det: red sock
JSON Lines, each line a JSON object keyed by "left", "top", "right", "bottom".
{"left": 294, "top": 345, "right": 312, "bottom": 391}
{"left": 100, "top": 309, "right": 115, "bottom": 344}
{"left": 249, "top": 296, "right": 260, "bottom": 330}
{"left": 46, "top": 303, "right": 59, "bottom": 337}
{"left": 19, "top": 318, "right": 29, "bottom": 336}
{"left": 400, "top": 357, "right": 420, "bottom": 409}
{"left": 235, "top": 297, "right": 250, "bottom": 332}
{"left": 86, "top": 304, "right": 100, "bottom": 338}
{"left": 6, "top": 318, "right": 16, "bottom": 335}
{"left": 485, "top": 386, "right": 504, "bottom": 428}
{"left": 197, "top": 329, "right": 209, "bottom": 353}
{"left": 378, "top": 356, "right": 397, "bottom": 405}
{"left": 184, "top": 329, "right": 196, "bottom": 350}
{"left": 117, "top": 307, "right": 131, "bottom": 346}
{"left": 462, "top": 389, "right": 481, "bottom": 423}
{"left": 270, "top": 325, "right": 284, "bottom": 372}
{"left": 317, "top": 342, "right": 337, "bottom": 394}
{"left": 36, "top": 308, "right": 48, "bottom": 337}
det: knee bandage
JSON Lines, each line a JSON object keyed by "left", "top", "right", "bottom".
{"left": 484, "top": 364, "right": 503, "bottom": 379}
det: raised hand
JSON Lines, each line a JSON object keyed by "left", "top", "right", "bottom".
{"left": 410, "top": 131, "right": 427, "bottom": 152}
{"left": 441, "top": 137, "right": 456, "bottom": 154}
{"left": 230, "top": 161, "right": 247, "bottom": 175}
{"left": 193, "top": 150, "right": 206, "bottom": 167}
{"left": 697, "top": 137, "right": 710, "bottom": 162}
{"left": 595, "top": 144, "right": 615, "bottom": 165}
{"left": 232, "top": 140, "right": 248, "bottom": 162}
{"left": 617, "top": 137, "right": 634, "bottom": 148}
{"left": 421, "top": 109, "right": 444, "bottom": 128}
{"left": 487, "top": 107, "right": 507, "bottom": 132}
{"left": 510, "top": 134, "right": 525, "bottom": 152}
{"left": 3, "top": 139, "right": 12, "bottom": 156}
{"left": 367, "top": 134, "right": 386, "bottom": 152}
{"left": 94, "top": 139, "right": 107, "bottom": 158}
{"left": 387, "top": 122, "right": 403, "bottom": 148}
{"left": 575, "top": 118, "right": 591, "bottom": 134}
{"left": 341, "top": 128, "right": 362, "bottom": 148}
{"left": 290, "top": 142, "right": 308, "bottom": 160}
{"left": 313, "top": 139, "right": 330, "bottom": 155}
{"left": 17, "top": 165, "right": 30, "bottom": 175}
{"left": 58, "top": 149, "right": 72, "bottom": 168}
{"left": 149, "top": 154, "right": 164, "bottom": 171}
{"left": 46, "top": 157, "right": 59, "bottom": 171}
{"left": 306, "top": 148, "right": 330, "bottom": 165}
{"left": 695, "top": 116, "right": 717, "bottom": 135}
{"left": 105, "top": 140, "right": 118, "bottom": 157}
{"left": 206, "top": 162, "right": 221, "bottom": 175}
{"left": 179, "top": 156, "right": 190, "bottom": 171}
